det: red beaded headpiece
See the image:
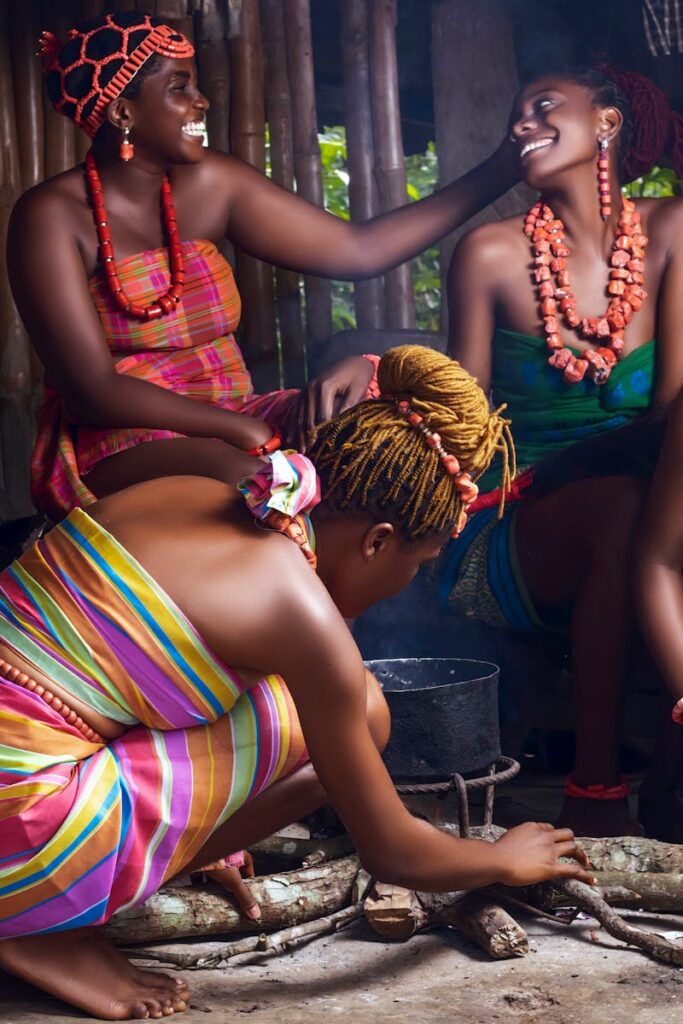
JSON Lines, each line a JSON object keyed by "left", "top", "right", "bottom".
{"left": 38, "top": 13, "right": 195, "bottom": 137}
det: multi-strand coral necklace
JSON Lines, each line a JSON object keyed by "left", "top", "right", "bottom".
{"left": 524, "top": 197, "right": 648, "bottom": 385}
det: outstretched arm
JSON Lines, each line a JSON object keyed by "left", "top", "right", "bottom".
{"left": 635, "top": 389, "right": 683, "bottom": 718}
{"left": 221, "top": 141, "right": 519, "bottom": 281}
{"left": 242, "top": 564, "right": 593, "bottom": 893}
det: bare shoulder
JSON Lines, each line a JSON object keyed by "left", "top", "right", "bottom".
{"left": 172, "top": 148, "right": 267, "bottom": 195}
{"left": 637, "top": 195, "right": 683, "bottom": 250}
{"left": 448, "top": 215, "right": 527, "bottom": 284}
{"left": 10, "top": 166, "right": 88, "bottom": 239}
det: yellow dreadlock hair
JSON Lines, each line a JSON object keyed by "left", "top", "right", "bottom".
{"left": 308, "top": 345, "right": 516, "bottom": 541}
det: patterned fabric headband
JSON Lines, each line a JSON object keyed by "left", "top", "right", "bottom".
{"left": 39, "top": 13, "right": 195, "bottom": 138}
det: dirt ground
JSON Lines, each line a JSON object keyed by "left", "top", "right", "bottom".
{"left": 2, "top": 779, "right": 681, "bottom": 1024}
{"left": 2, "top": 912, "right": 682, "bottom": 1024}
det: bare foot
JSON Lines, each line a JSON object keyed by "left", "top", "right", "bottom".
{"left": 0, "top": 928, "right": 189, "bottom": 1020}
{"left": 556, "top": 796, "right": 643, "bottom": 838}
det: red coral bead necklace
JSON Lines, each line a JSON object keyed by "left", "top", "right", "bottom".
{"left": 524, "top": 196, "right": 648, "bottom": 385}
{"left": 85, "top": 149, "right": 185, "bottom": 321}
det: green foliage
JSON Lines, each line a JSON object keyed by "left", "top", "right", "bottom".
{"left": 262, "top": 133, "right": 683, "bottom": 340}
{"left": 318, "top": 126, "right": 441, "bottom": 333}
{"left": 623, "top": 165, "right": 683, "bottom": 198}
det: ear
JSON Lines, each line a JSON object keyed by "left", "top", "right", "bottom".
{"left": 106, "top": 97, "right": 134, "bottom": 131}
{"left": 361, "top": 522, "right": 396, "bottom": 561}
{"left": 597, "top": 105, "right": 623, "bottom": 146}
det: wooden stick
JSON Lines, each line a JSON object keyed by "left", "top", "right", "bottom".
{"left": 106, "top": 854, "right": 360, "bottom": 945}
{"left": 555, "top": 878, "right": 683, "bottom": 967}
{"left": 364, "top": 881, "right": 528, "bottom": 959}
{"left": 532, "top": 872, "right": 683, "bottom": 915}
{"left": 580, "top": 835, "right": 683, "bottom": 874}
{"left": 283, "top": 0, "right": 333, "bottom": 349}
{"left": 135, "top": 902, "right": 364, "bottom": 970}
{"left": 437, "top": 892, "right": 529, "bottom": 959}
{"left": 368, "top": 0, "right": 415, "bottom": 329}
{"left": 261, "top": 0, "right": 305, "bottom": 385}
{"left": 340, "top": 0, "right": 384, "bottom": 330}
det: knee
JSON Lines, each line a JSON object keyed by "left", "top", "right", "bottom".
{"left": 365, "top": 669, "right": 391, "bottom": 752}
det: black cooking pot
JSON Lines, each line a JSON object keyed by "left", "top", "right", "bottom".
{"left": 366, "top": 658, "right": 500, "bottom": 781}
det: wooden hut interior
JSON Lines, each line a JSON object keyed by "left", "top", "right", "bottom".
{"left": 2, "top": 0, "right": 680, "bottom": 523}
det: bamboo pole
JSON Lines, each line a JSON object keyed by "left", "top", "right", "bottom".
{"left": 154, "top": 0, "right": 194, "bottom": 41}
{"left": 74, "top": 3, "right": 106, "bottom": 161}
{"left": 283, "top": 0, "right": 333, "bottom": 353}
{"left": 194, "top": 0, "right": 236, "bottom": 271}
{"left": 9, "top": 4, "right": 45, "bottom": 191}
{"left": 8, "top": 1, "right": 46, "bottom": 393}
{"left": 228, "top": 0, "right": 278, "bottom": 385}
{"left": 77, "top": 0, "right": 105, "bottom": 18}
{"left": 341, "top": 0, "right": 384, "bottom": 330}
{"left": 368, "top": 0, "right": 415, "bottom": 329}
{"left": 261, "top": 0, "right": 305, "bottom": 386}
{"left": 431, "top": 0, "right": 534, "bottom": 329}
{"left": 41, "top": 1, "right": 78, "bottom": 178}
{"left": 0, "top": 0, "right": 34, "bottom": 519}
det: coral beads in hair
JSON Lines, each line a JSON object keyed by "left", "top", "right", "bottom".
{"left": 309, "top": 345, "right": 515, "bottom": 541}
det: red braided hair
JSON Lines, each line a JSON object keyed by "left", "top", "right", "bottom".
{"left": 597, "top": 64, "right": 683, "bottom": 180}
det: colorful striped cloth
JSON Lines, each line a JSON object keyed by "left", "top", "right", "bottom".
{"left": 0, "top": 507, "right": 309, "bottom": 937}
{"left": 238, "top": 450, "right": 321, "bottom": 521}
{"left": 30, "top": 240, "right": 300, "bottom": 521}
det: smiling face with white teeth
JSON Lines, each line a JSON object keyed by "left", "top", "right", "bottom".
{"left": 508, "top": 76, "right": 620, "bottom": 192}
{"left": 106, "top": 58, "right": 210, "bottom": 166}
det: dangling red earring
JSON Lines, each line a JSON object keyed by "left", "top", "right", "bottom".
{"left": 598, "top": 137, "right": 611, "bottom": 220}
{"left": 119, "top": 125, "right": 134, "bottom": 162}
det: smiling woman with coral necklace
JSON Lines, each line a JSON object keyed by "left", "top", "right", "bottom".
{"left": 442, "top": 66, "right": 683, "bottom": 839}
{"left": 7, "top": 10, "right": 521, "bottom": 523}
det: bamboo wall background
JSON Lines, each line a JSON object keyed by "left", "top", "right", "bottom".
{"left": 0, "top": 0, "right": 524, "bottom": 520}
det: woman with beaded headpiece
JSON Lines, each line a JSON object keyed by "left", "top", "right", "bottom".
{"left": 440, "top": 66, "right": 683, "bottom": 837}
{"left": 9, "top": 10, "right": 519, "bottom": 523}
{"left": 0, "top": 347, "right": 593, "bottom": 1019}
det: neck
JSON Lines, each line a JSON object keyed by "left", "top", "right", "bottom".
{"left": 89, "top": 139, "right": 166, "bottom": 200}
{"left": 541, "top": 163, "right": 624, "bottom": 255}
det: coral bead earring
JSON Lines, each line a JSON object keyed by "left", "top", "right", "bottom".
{"left": 119, "top": 124, "right": 134, "bottom": 162}
{"left": 598, "top": 137, "right": 611, "bottom": 220}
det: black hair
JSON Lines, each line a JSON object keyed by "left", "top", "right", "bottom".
{"left": 521, "top": 66, "right": 634, "bottom": 180}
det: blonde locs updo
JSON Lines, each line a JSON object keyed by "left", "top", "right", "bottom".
{"left": 307, "top": 345, "right": 516, "bottom": 543}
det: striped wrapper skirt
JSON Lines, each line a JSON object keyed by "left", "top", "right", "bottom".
{"left": 0, "top": 508, "right": 308, "bottom": 938}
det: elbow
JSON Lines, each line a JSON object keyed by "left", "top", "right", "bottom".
{"left": 63, "top": 379, "right": 121, "bottom": 427}
{"left": 358, "top": 850, "right": 409, "bottom": 887}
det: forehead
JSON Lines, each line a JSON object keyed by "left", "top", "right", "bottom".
{"left": 513, "top": 77, "right": 593, "bottom": 112}
{"left": 140, "top": 56, "right": 197, "bottom": 87}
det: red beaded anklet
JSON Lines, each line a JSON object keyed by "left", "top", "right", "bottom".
{"left": 0, "top": 657, "right": 104, "bottom": 744}
{"left": 564, "top": 774, "right": 631, "bottom": 801}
